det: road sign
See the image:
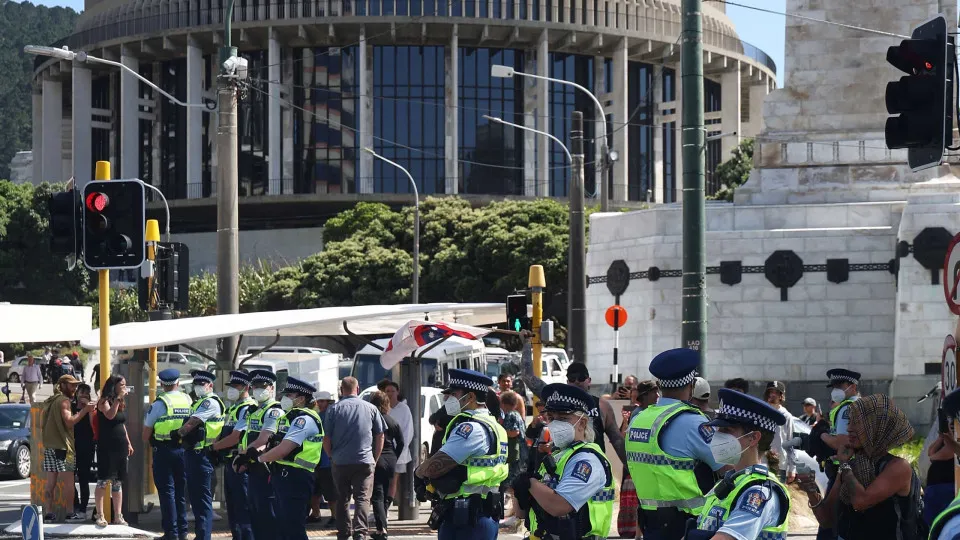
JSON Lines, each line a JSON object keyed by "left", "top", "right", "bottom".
{"left": 944, "top": 233, "right": 960, "bottom": 314}
{"left": 605, "top": 305, "right": 628, "bottom": 329}
{"left": 944, "top": 335, "right": 957, "bottom": 396}
{"left": 21, "top": 504, "right": 43, "bottom": 540}
{"left": 606, "top": 260, "right": 630, "bottom": 296}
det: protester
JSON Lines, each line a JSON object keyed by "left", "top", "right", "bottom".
{"left": 926, "top": 433, "right": 957, "bottom": 527}
{"left": 94, "top": 375, "right": 132, "bottom": 526}
{"left": 799, "top": 394, "right": 920, "bottom": 540}
{"left": 70, "top": 353, "right": 84, "bottom": 382}
{"left": 41, "top": 374, "right": 94, "bottom": 522}
{"left": 724, "top": 378, "right": 750, "bottom": 393}
{"left": 309, "top": 391, "right": 338, "bottom": 526}
{"left": 764, "top": 381, "right": 796, "bottom": 483}
{"left": 616, "top": 375, "right": 640, "bottom": 400}
{"left": 619, "top": 380, "right": 658, "bottom": 540}
{"left": 22, "top": 354, "right": 43, "bottom": 404}
{"left": 368, "top": 391, "right": 403, "bottom": 540}
{"left": 72, "top": 383, "right": 96, "bottom": 519}
{"left": 800, "top": 397, "right": 820, "bottom": 426}
{"left": 691, "top": 377, "right": 713, "bottom": 414}
{"left": 427, "top": 407, "right": 451, "bottom": 457}
{"left": 499, "top": 390, "right": 525, "bottom": 528}
{"left": 377, "top": 379, "right": 414, "bottom": 507}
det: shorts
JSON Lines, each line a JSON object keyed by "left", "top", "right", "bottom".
{"left": 314, "top": 466, "right": 338, "bottom": 502}
{"left": 96, "top": 446, "right": 129, "bottom": 483}
{"left": 43, "top": 448, "right": 75, "bottom": 473}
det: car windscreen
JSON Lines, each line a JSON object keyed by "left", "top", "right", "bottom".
{"left": 0, "top": 408, "right": 28, "bottom": 429}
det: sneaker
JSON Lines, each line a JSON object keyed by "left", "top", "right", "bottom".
{"left": 66, "top": 513, "right": 85, "bottom": 521}
{"left": 43, "top": 513, "right": 56, "bottom": 523}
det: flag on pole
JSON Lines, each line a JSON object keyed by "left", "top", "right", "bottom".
{"left": 380, "top": 320, "right": 493, "bottom": 369}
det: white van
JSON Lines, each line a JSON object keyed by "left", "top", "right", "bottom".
{"left": 349, "top": 336, "right": 486, "bottom": 391}
{"left": 238, "top": 352, "right": 340, "bottom": 397}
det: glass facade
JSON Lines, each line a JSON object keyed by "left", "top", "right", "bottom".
{"left": 704, "top": 78, "right": 723, "bottom": 197}
{"left": 548, "top": 53, "right": 595, "bottom": 198}
{"left": 238, "top": 50, "right": 269, "bottom": 196}
{"left": 160, "top": 59, "right": 187, "bottom": 200}
{"left": 91, "top": 75, "right": 111, "bottom": 177}
{"left": 627, "top": 61, "right": 654, "bottom": 202}
{"left": 373, "top": 46, "right": 445, "bottom": 194}
{"left": 662, "top": 68, "right": 677, "bottom": 203}
{"left": 458, "top": 48, "right": 524, "bottom": 195}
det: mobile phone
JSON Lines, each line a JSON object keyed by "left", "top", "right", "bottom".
{"left": 939, "top": 407, "right": 950, "bottom": 434}
{"left": 126, "top": 386, "right": 134, "bottom": 393}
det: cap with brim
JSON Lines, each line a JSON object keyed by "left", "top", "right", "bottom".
{"left": 314, "top": 391, "right": 334, "bottom": 401}
{"left": 250, "top": 369, "right": 277, "bottom": 385}
{"left": 228, "top": 370, "right": 251, "bottom": 386}
{"left": 159, "top": 368, "right": 181, "bottom": 384}
{"left": 283, "top": 376, "right": 317, "bottom": 395}
{"left": 57, "top": 374, "right": 81, "bottom": 386}
{"left": 803, "top": 397, "right": 817, "bottom": 406}
{"left": 693, "top": 377, "right": 711, "bottom": 400}
{"left": 825, "top": 368, "right": 860, "bottom": 388}
{"left": 192, "top": 370, "right": 216, "bottom": 385}
{"left": 443, "top": 369, "right": 493, "bottom": 394}
{"left": 542, "top": 383, "right": 594, "bottom": 414}
{"left": 706, "top": 388, "right": 786, "bottom": 432}
{"left": 649, "top": 348, "right": 700, "bottom": 388}
{"left": 635, "top": 380, "right": 658, "bottom": 396}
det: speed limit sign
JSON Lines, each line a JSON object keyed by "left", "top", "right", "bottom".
{"left": 944, "top": 335, "right": 958, "bottom": 396}
{"left": 943, "top": 234, "right": 960, "bottom": 315}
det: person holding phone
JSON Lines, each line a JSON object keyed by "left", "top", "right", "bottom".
{"left": 94, "top": 375, "right": 133, "bottom": 526}
{"left": 40, "top": 374, "right": 95, "bottom": 523}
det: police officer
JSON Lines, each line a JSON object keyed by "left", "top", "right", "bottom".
{"left": 415, "top": 368, "right": 508, "bottom": 540}
{"left": 687, "top": 388, "right": 790, "bottom": 540}
{"left": 512, "top": 383, "right": 615, "bottom": 540}
{"left": 929, "top": 388, "right": 960, "bottom": 539}
{"left": 211, "top": 370, "right": 258, "bottom": 540}
{"left": 820, "top": 369, "right": 861, "bottom": 458}
{"left": 142, "top": 368, "right": 191, "bottom": 540}
{"left": 177, "top": 370, "right": 224, "bottom": 540}
{"left": 256, "top": 377, "right": 324, "bottom": 540}
{"left": 625, "top": 348, "right": 727, "bottom": 540}
{"left": 233, "top": 369, "right": 283, "bottom": 540}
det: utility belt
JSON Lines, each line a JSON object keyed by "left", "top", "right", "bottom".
{"left": 640, "top": 507, "right": 692, "bottom": 540}
{"left": 683, "top": 517, "right": 718, "bottom": 540}
{"left": 428, "top": 493, "right": 503, "bottom": 530}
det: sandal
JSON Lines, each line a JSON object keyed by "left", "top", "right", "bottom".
{"left": 95, "top": 514, "right": 108, "bottom": 528}
{"left": 113, "top": 514, "right": 128, "bottom": 526}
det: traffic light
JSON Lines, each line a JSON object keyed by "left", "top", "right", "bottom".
{"left": 138, "top": 242, "right": 190, "bottom": 311}
{"left": 47, "top": 189, "right": 80, "bottom": 258}
{"left": 884, "top": 15, "right": 954, "bottom": 171}
{"left": 82, "top": 179, "right": 146, "bottom": 270}
{"left": 506, "top": 294, "right": 530, "bottom": 332}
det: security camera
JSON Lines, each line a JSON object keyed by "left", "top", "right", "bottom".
{"left": 222, "top": 56, "right": 239, "bottom": 74}
{"left": 204, "top": 97, "right": 218, "bottom": 111}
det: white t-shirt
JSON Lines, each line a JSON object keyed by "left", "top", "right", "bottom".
{"left": 390, "top": 400, "right": 415, "bottom": 466}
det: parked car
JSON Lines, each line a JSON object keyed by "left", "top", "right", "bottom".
{"left": 6, "top": 356, "right": 52, "bottom": 383}
{"left": 93, "top": 350, "right": 207, "bottom": 389}
{"left": 0, "top": 404, "right": 31, "bottom": 479}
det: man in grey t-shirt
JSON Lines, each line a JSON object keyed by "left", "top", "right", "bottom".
{"left": 323, "top": 377, "right": 385, "bottom": 540}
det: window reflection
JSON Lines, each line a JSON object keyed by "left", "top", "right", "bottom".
{"left": 238, "top": 51, "right": 268, "bottom": 196}
{"left": 663, "top": 68, "right": 676, "bottom": 203}
{"left": 627, "top": 62, "right": 653, "bottom": 202}
{"left": 704, "top": 78, "right": 722, "bottom": 197}
{"left": 160, "top": 59, "right": 186, "bottom": 199}
{"left": 548, "top": 53, "right": 595, "bottom": 197}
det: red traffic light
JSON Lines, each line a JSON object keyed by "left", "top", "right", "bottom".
{"left": 85, "top": 192, "right": 109, "bottom": 213}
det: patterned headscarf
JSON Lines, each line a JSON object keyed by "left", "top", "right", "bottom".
{"left": 840, "top": 394, "right": 914, "bottom": 504}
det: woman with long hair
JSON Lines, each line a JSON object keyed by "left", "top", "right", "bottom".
{"left": 368, "top": 391, "right": 404, "bottom": 540}
{"left": 94, "top": 375, "right": 133, "bottom": 527}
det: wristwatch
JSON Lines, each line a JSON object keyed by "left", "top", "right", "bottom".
{"left": 839, "top": 463, "right": 853, "bottom": 475}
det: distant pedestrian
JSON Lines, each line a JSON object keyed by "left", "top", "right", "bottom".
{"left": 72, "top": 384, "right": 96, "bottom": 518}
{"left": 377, "top": 379, "right": 413, "bottom": 507}
{"left": 724, "top": 378, "right": 750, "bottom": 394}
{"left": 22, "top": 355, "right": 42, "bottom": 404}
{"left": 800, "top": 397, "right": 820, "bottom": 426}
{"left": 764, "top": 381, "right": 796, "bottom": 483}
{"left": 691, "top": 377, "right": 713, "bottom": 415}
{"left": 368, "top": 391, "right": 404, "bottom": 540}
{"left": 70, "top": 353, "right": 84, "bottom": 382}
{"left": 41, "top": 374, "right": 94, "bottom": 522}
{"left": 498, "top": 390, "right": 525, "bottom": 528}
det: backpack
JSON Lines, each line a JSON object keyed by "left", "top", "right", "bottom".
{"left": 90, "top": 404, "right": 100, "bottom": 442}
{"left": 878, "top": 455, "right": 927, "bottom": 540}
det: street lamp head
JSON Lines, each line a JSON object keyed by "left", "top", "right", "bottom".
{"left": 481, "top": 115, "right": 504, "bottom": 124}
{"left": 490, "top": 64, "right": 516, "bottom": 78}
{"left": 23, "top": 45, "right": 76, "bottom": 61}
{"left": 362, "top": 147, "right": 377, "bottom": 156}
{"left": 607, "top": 149, "right": 619, "bottom": 163}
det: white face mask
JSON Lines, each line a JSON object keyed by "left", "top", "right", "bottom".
{"left": 226, "top": 387, "right": 241, "bottom": 402}
{"left": 253, "top": 387, "right": 274, "bottom": 403}
{"left": 194, "top": 385, "right": 210, "bottom": 398}
{"left": 547, "top": 416, "right": 583, "bottom": 449}
{"left": 444, "top": 395, "right": 464, "bottom": 415}
{"left": 280, "top": 396, "right": 295, "bottom": 411}
{"left": 709, "top": 431, "right": 755, "bottom": 465}
{"left": 830, "top": 388, "right": 847, "bottom": 404}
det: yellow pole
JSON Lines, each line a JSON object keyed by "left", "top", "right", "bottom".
{"left": 94, "top": 160, "right": 113, "bottom": 524}
{"left": 529, "top": 265, "right": 545, "bottom": 417}
{"left": 145, "top": 218, "right": 160, "bottom": 495}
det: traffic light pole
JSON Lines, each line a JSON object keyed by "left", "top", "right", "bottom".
{"left": 94, "top": 160, "right": 113, "bottom": 523}
{"left": 529, "top": 265, "right": 545, "bottom": 414}
{"left": 144, "top": 219, "right": 160, "bottom": 495}
{"left": 568, "top": 112, "right": 587, "bottom": 367}
{"left": 680, "top": 0, "right": 708, "bottom": 371}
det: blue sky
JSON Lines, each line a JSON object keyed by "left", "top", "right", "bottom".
{"left": 31, "top": 0, "right": 788, "bottom": 85}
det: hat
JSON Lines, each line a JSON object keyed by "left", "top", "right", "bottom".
{"left": 541, "top": 383, "right": 594, "bottom": 414}
{"left": 228, "top": 370, "right": 251, "bottom": 386}
{"left": 250, "top": 369, "right": 277, "bottom": 386}
{"left": 377, "top": 379, "right": 400, "bottom": 391}
{"left": 649, "top": 348, "right": 700, "bottom": 388}
{"left": 766, "top": 381, "right": 786, "bottom": 394}
{"left": 707, "top": 388, "right": 786, "bottom": 433}
{"left": 283, "top": 376, "right": 317, "bottom": 395}
{"left": 944, "top": 389, "right": 960, "bottom": 417}
{"left": 566, "top": 363, "right": 591, "bottom": 381}
{"left": 693, "top": 377, "right": 711, "bottom": 400}
{"left": 636, "top": 380, "right": 658, "bottom": 396}
{"left": 314, "top": 390, "right": 335, "bottom": 402}
{"left": 803, "top": 397, "right": 817, "bottom": 407}
{"left": 192, "top": 370, "right": 216, "bottom": 385}
{"left": 56, "top": 374, "right": 81, "bottom": 386}
{"left": 826, "top": 368, "right": 860, "bottom": 388}
{"left": 443, "top": 369, "right": 493, "bottom": 394}
{"left": 159, "top": 368, "right": 181, "bottom": 384}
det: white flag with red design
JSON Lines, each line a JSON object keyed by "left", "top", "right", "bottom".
{"left": 379, "top": 320, "right": 492, "bottom": 369}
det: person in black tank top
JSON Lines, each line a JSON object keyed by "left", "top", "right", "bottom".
{"left": 94, "top": 375, "right": 133, "bottom": 527}
{"left": 72, "top": 384, "right": 96, "bottom": 516}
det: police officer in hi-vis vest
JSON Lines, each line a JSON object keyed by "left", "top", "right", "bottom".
{"left": 210, "top": 370, "right": 258, "bottom": 540}
{"left": 233, "top": 369, "right": 283, "bottom": 540}
{"left": 686, "top": 388, "right": 791, "bottom": 540}
{"left": 512, "top": 383, "right": 615, "bottom": 540}
{"left": 415, "top": 368, "right": 508, "bottom": 540}
{"left": 177, "top": 370, "right": 225, "bottom": 540}
{"left": 927, "top": 388, "right": 960, "bottom": 539}
{"left": 625, "top": 349, "right": 728, "bottom": 540}
{"left": 142, "top": 368, "right": 192, "bottom": 540}
{"left": 820, "top": 369, "right": 861, "bottom": 467}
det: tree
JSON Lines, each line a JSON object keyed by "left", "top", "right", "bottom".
{"left": 709, "top": 139, "right": 755, "bottom": 202}
{"left": 292, "top": 237, "right": 413, "bottom": 307}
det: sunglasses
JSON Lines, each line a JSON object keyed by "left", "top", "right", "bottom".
{"left": 567, "top": 375, "right": 588, "bottom": 383}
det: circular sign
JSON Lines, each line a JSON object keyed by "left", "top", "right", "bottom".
{"left": 943, "top": 233, "right": 960, "bottom": 315}
{"left": 21, "top": 504, "right": 42, "bottom": 540}
{"left": 605, "top": 305, "right": 628, "bottom": 328}
{"left": 944, "top": 335, "right": 957, "bottom": 397}
{"left": 606, "top": 260, "right": 631, "bottom": 297}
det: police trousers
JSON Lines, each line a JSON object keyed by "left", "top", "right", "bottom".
{"left": 438, "top": 516, "right": 499, "bottom": 540}
{"left": 640, "top": 508, "right": 692, "bottom": 540}
{"left": 185, "top": 449, "right": 215, "bottom": 540}
{"left": 152, "top": 445, "right": 188, "bottom": 540}
{"left": 247, "top": 468, "right": 278, "bottom": 540}
{"left": 272, "top": 465, "right": 315, "bottom": 540}
{"left": 224, "top": 459, "right": 255, "bottom": 540}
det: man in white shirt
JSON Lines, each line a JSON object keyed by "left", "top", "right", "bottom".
{"left": 763, "top": 380, "right": 796, "bottom": 483}
{"left": 22, "top": 355, "right": 43, "bottom": 404}
{"left": 377, "top": 379, "right": 414, "bottom": 506}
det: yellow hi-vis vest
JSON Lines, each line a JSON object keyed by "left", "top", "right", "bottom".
{"left": 441, "top": 410, "right": 509, "bottom": 499}
{"left": 241, "top": 400, "right": 282, "bottom": 451}
{"left": 153, "top": 391, "right": 193, "bottom": 442}
{"left": 625, "top": 400, "right": 708, "bottom": 515}
{"left": 696, "top": 465, "right": 790, "bottom": 540}
{"left": 528, "top": 441, "right": 615, "bottom": 539}
{"left": 189, "top": 394, "right": 226, "bottom": 449}
{"left": 828, "top": 397, "right": 857, "bottom": 465}
{"left": 929, "top": 493, "right": 960, "bottom": 540}
{"left": 222, "top": 397, "right": 257, "bottom": 457}
{"left": 275, "top": 408, "right": 325, "bottom": 471}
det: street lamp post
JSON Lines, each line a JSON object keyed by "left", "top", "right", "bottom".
{"left": 483, "top": 114, "right": 587, "bottom": 366}
{"left": 490, "top": 64, "right": 617, "bottom": 211}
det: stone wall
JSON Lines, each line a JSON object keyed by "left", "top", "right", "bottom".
{"left": 171, "top": 227, "right": 325, "bottom": 274}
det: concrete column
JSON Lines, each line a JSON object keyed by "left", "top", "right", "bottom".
{"left": 282, "top": 46, "right": 295, "bottom": 192}
{"left": 747, "top": 82, "right": 769, "bottom": 137}
{"left": 673, "top": 64, "right": 683, "bottom": 203}
{"left": 444, "top": 30, "right": 459, "bottom": 194}
{"left": 32, "top": 90, "right": 42, "bottom": 184}
{"left": 593, "top": 56, "right": 605, "bottom": 199}
{"left": 611, "top": 39, "right": 628, "bottom": 202}
{"left": 152, "top": 61, "right": 165, "bottom": 188}
{"left": 536, "top": 30, "right": 549, "bottom": 196}
{"left": 186, "top": 38, "right": 203, "bottom": 198}
{"left": 358, "top": 31, "right": 374, "bottom": 193}
{"left": 720, "top": 64, "right": 741, "bottom": 159}
{"left": 522, "top": 50, "right": 537, "bottom": 196}
{"left": 652, "top": 69, "right": 664, "bottom": 203}
{"left": 268, "top": 29, "right": 282, "bottom": 193}
{"left": 72, "top": 65, "right": 93, "bottom": 189}
{"left": 41, "top": 78, "right": 63, "bottom": 183}
{"left": 120, "top": 48, "right": 139, "bottom": 178}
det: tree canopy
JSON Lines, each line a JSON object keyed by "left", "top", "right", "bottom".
{"left": 708, "top": 138, "right": 755, "bottom": 202}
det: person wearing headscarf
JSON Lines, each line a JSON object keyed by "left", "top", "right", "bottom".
{"left": 798, "top": 394, "right": 921, "bottom": 540}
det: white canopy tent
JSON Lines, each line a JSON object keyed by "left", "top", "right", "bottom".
{"left": 79, "top": 303, "right": 506, "bottom": 350}
{"left": 0, "top": 303, "right": 93, "bottom": 344}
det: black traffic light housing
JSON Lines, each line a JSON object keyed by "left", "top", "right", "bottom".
{"left": 506, "top": 295, "right": 531, "bottom": 332}
{"left": 884, "top": 15, "right": 955, "bottom": 171}
{"left": 82, "top": 179, "right": 146, "bottom": 270}
{"left": 138, "top": 242, "right": 190, "bottom": 312}
{"left": 47, "top": 189, "right": 81, "bottom": 258}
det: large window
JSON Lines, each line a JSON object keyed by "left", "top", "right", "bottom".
{"left": 662, "top": 68, "right": 677, "bottom": 203}
{"left": 627, "top": 62, "right": 654, "bottom": 201}
{"left": 294, "top": 46, "right": 359, "bottom": 194}
{"left": 548, "top": 53, "right": 595, "bottom": 197}
{"left": 458, "top": 48, "right": 525, "bottom": 195}
{"left": 704, "top": 78, "right": 722, "bottom": 197}
{"left": 91, "top": 76, "right": 111, "bottom": 177}
{"left": 373, "top": 46, "right": 445, "bottom": 194}
{"left": 238, "top": 51, "right": 269, "bottom": 196}
{"left": 138, "top": 64, "right": 155, "bottom": 190}
{"left": 160, "top": 59, "right": 187, "bottom": 200}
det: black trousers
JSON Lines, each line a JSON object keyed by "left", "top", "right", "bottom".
{"left": 74, "top": 447, "right": 96, "bottom": 512}
{"left": 371, "top": 463, "right": 396, "bottom": 533}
